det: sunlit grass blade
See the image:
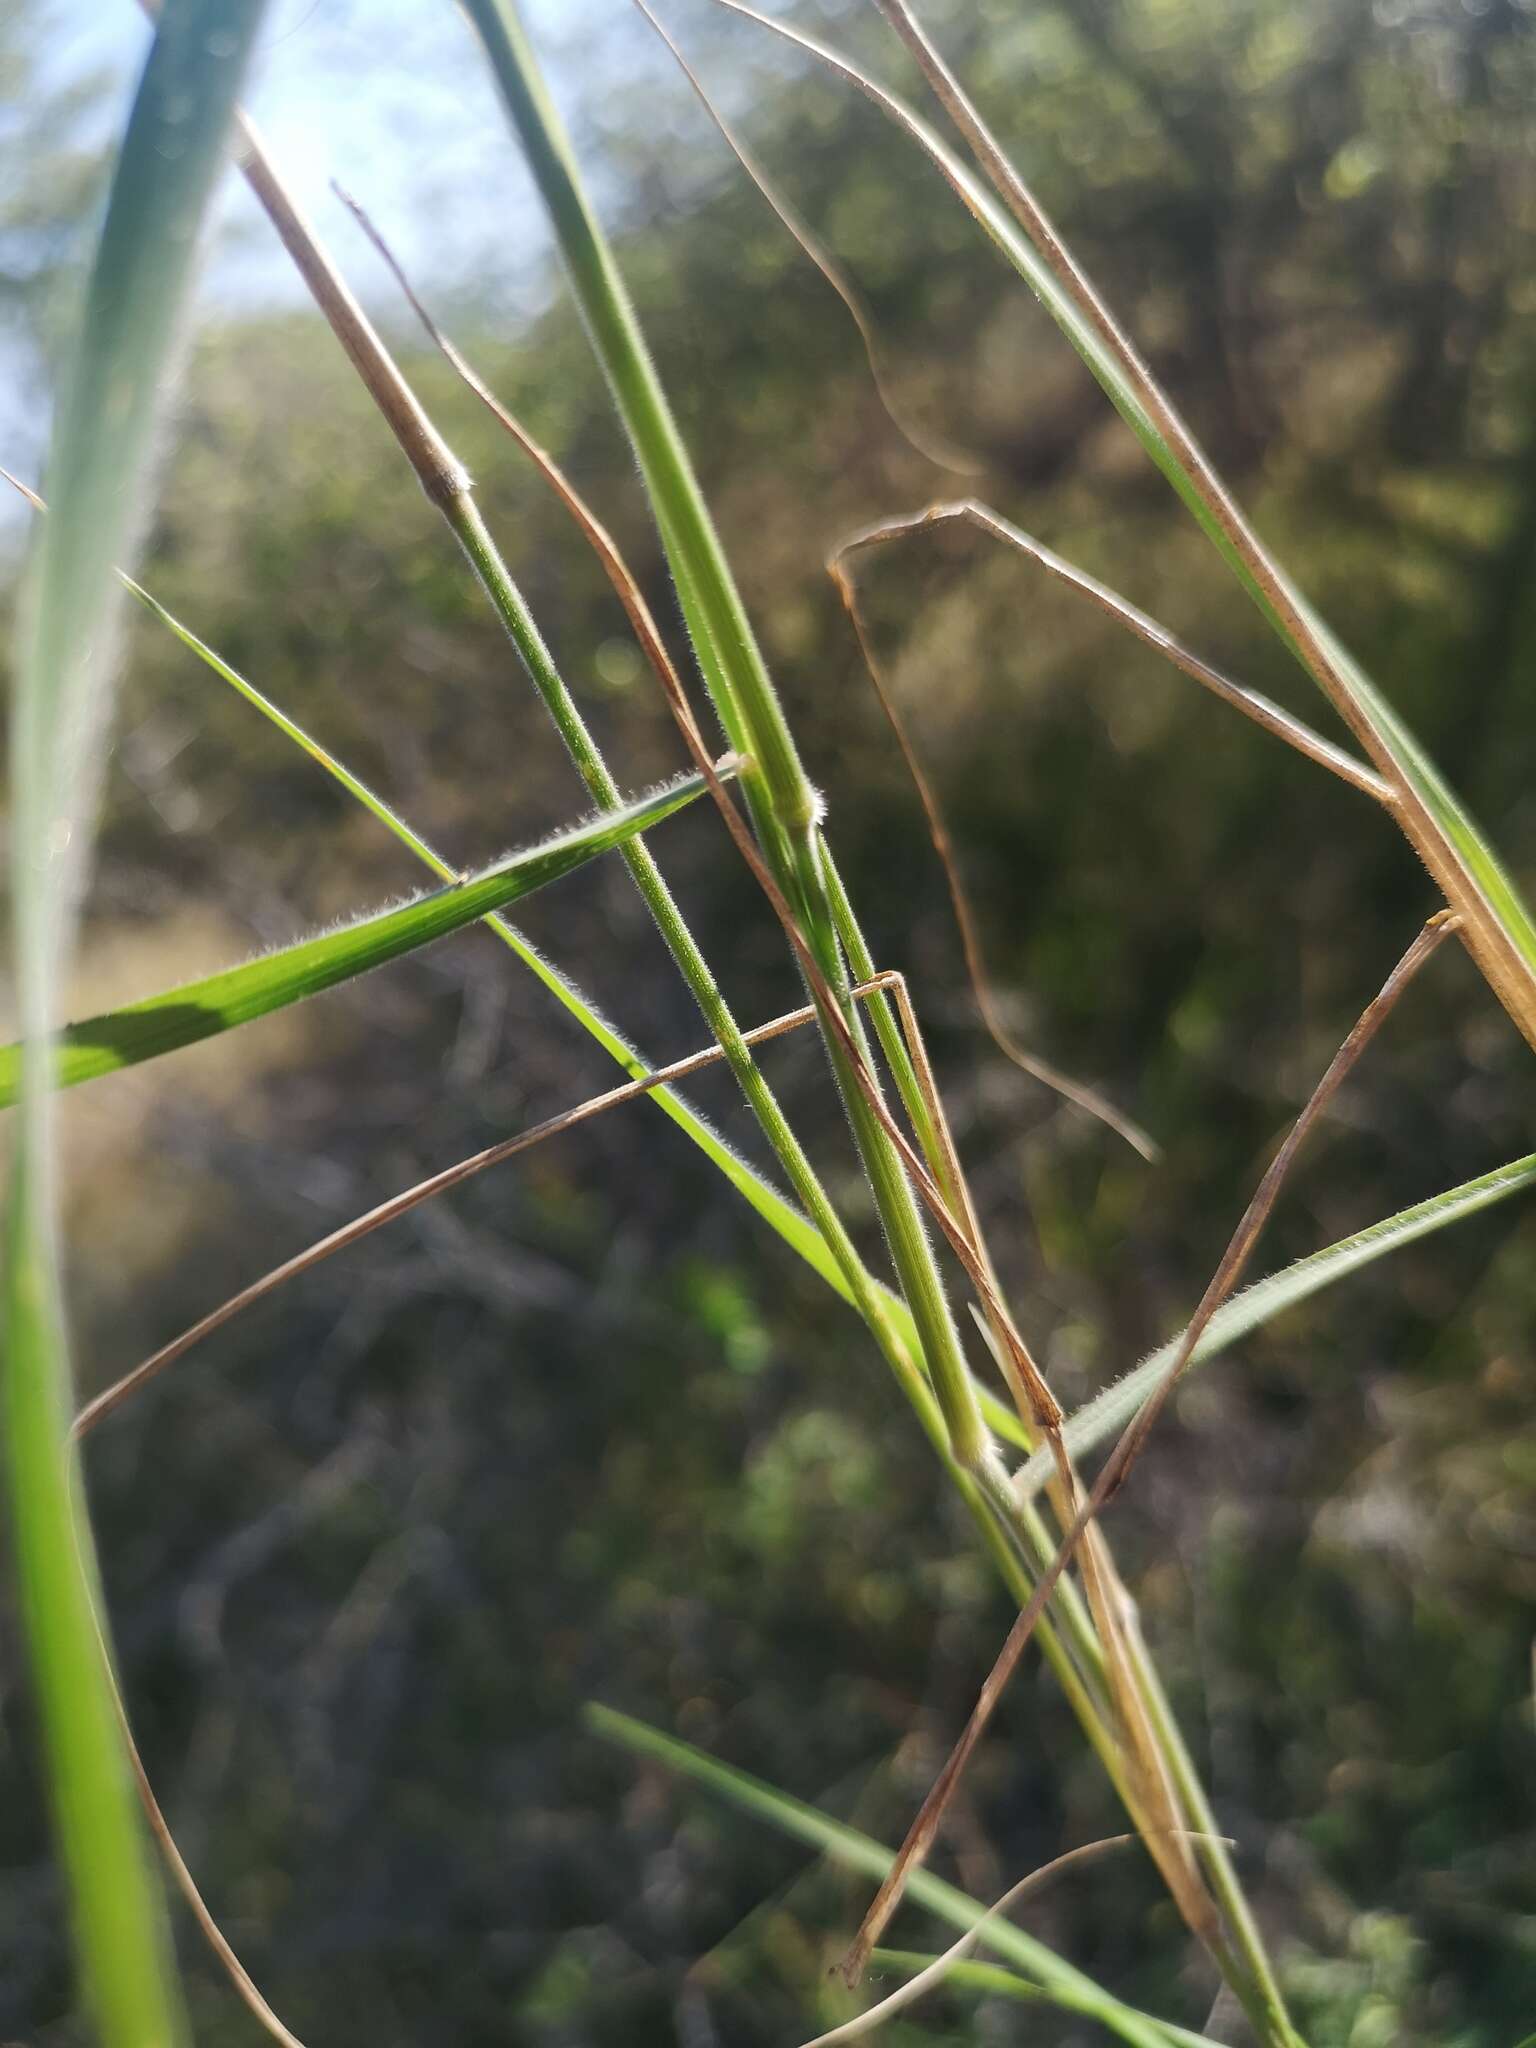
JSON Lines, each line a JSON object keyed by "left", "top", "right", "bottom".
{"left": 459, "top": 15, "right": 1302, "bottom": 2017}
{"left": 5, "top": 4, "right": 268, "bottom": 2042}
{"left": 4, "top": 468, "right": 1016, "bottom": 1438}
{"left": 136, "top": 543, "right": 1043, "bottom": 1448}
{"left": 586, "top": 1705, "right": 1219, "bottom": 2048}
{"left": 0, "top": 773, "right": 715, "bottom": 1106}
{"left": 1014, "top": 1150, "right": 1536, "bottom": 1500}
{"left": 226, "top": 120, "right": 961, "bottom": 1490}
{"left": 117, "top": 545, "right": 863, "bottom": 1310}
{"left": 714, "top": 0, "right": 1536, "bottom": 1056}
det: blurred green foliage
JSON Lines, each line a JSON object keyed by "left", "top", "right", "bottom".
{"left": 5, "top": 1, "right": 1536, "bottom": 2042}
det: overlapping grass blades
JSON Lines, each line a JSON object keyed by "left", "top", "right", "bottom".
{"left": 1014, "top": 1150, "right": 1536, "bottom": 1495}
{"left": 0, "top": 771, "right": 713, "bottom": 1103}
{"left": 119, "top": 563, "right": 865, "bottom": 1307}
{"left": 98, "top": 556, "right": 1536, "bottom": 1530}
{"left": 458, "top": 0, "right": 992, "bottom": 1480}
{"left": 587, "top": 1705, "right": 1219, "bottom": 2048}
{"left": 871, "top": 1951, "right": 1216, "bottom": 2045}
{"left": 4, "top": 3, "right": 268, "bottom": 2041}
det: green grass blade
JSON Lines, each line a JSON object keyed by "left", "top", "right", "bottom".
{"left": 1017, "top": 1153, "right": 1536, "bottom": 1499}
{"left": 0, "top": 774, "right": 712, "bottom": 1107}
{"left": 870, "top": 1950, "right": 1218, "bottom": 2047}
{"left": 718, "top": 0, "right": 1536, "bottom": 1049}
{"left": 5, "top": 5, "right": 269, "bottom": 2042}
{"left": 134, "top": 572, "right": 1047, "bottom": 1438}
{"left": 116, "top": 570, "right": 869, "bottom": 1307}
{"left": 587, "top": 1705, "right": 1217, "bottom": 2048}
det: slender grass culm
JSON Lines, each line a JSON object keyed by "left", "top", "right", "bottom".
{"left": 6, "top": 3, "right": 1536, "bottom": 2045}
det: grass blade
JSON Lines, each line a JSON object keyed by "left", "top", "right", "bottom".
{"left": 231, "top": 116, "right": 952, "bottom": 1481}
{"left": 3, "top": 471, "right": 1004, "bottom": 1432}
{"left": 117, "top": 539, "right": 865, "bottom": 1309}
{"left": 1016, "top": 1149, "right": 1536, "bottom": 1499}
{"left": 459, "top": 16, "right": 1306, "bottom": 2012}
{"left": 587, "top": 1705, "right": 1220, "bottom": 2048}
{"left": 871, "top": 1951, "right": 1217, "bottom": 2047}
{"left": 5, "top": 5, "right": 268, "bottom": 2042}
{"left": 0, "top": 772, "right": 716, "bottom": 1106}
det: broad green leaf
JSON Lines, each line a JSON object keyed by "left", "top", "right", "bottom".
{"left": 6, "top": 6, "right": 268, "bottom": 2044}
{"left": 0, "top": 774, "right": 713, "bottom": 1107}
{"left": 1017, "top": 1153, "right": 1536, "bottom": 1499}
{"left": 588, "top": 1705, "right": 1218, "bottom": 2048}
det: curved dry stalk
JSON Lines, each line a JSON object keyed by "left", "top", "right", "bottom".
{"left": 806, "top": 1832, "right": 1225, "bottom": 2047}
{"left": 629, "top": 0, "right": 982, "bottom": 477}
{"left": 81, "top": 1581, "right": 306, "bottom": 2047}
{"left": 73, "top": 978, "right": 897, "bottom": 1441}
{"left": 119, "top": 1718, "right": 307, "bottom": 2048}
{"left": 331, "top": 185, "right": 725, "bottom": 767}
{"left": 828, "top": 545, "right": 1161, "bottom": 1162}
{"left": 853, "top": 0, "right": 1536, "bottom": 1061}
{"left": 1098, "top": 911, "right": 1457, "bottom": 1488}
{"left": 834, "top": 501, "right": 1393, "bottom": 807}
{"left": 839, "top": 912, "right": 1457, "bottom": 1987}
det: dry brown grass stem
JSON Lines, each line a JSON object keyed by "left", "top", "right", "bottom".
{"left": 862, "top": 0, "right": 1536, "bottom": 1052}
{"left": 839, "top": 911, "right": 1457, "bottom": 1982}
{"left": 629, "top": 0, "right": 982, "bottom": 477}
{"left": 833, "top": 502, "right": 1394, "bottom": 807}
{"left": 828, "top": 544, "right": 1162, "bottom": 1162}
{"left": 74, "top": 976, "right": 900, "bottom": 1442}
